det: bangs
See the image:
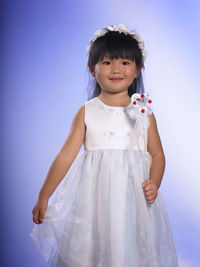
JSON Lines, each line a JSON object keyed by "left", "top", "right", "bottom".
{"left": 88, "top": 31, "right": 143, "bottom": 67}
{"left": 99, "top": 47, "right": 137, "bottom": 61}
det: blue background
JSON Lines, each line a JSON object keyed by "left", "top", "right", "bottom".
{"left": 1, "top": 0, "right": 200, "bottom": 266}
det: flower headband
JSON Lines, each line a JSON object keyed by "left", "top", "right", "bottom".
{"left": 86, "top": 24, "right": 147, "bottom": 61}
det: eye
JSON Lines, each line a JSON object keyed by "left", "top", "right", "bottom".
{"left": 102, "top": 61, "right": 110, "bottom": 65}
{"left": 122, "top": 61, "right": 130, "bottom": 65}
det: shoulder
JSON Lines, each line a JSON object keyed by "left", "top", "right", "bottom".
{"left": 147, "top": 112, "right": 157, "bottom": 127}
{"left": 72, "top": 97, "right": 97, "bottom": 126}
{"left": 84, "top": 97, "right": 97, "bottom": 108}
{"left": 75, "top": 97, "right": 97, "bottom": 119}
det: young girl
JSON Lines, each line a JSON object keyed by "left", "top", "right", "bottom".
{"left": 30, "top": 24, "right": 178, "bottom": 267}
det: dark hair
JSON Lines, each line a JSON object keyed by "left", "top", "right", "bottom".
{"left": 87, "top": 30, "right": 146, "bottom": 100}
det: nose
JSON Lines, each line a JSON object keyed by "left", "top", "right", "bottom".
{"left": 111, "top": 61, "right": 121, "bottom": 73}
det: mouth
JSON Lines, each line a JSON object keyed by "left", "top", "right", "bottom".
{"left": 109, "top": 78, "right": 124, "bottom": 82}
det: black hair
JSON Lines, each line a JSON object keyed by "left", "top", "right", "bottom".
{"left": 87, "top": 29, "right": 146, "bottom": 100}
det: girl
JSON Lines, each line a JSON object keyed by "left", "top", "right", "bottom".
{"left": 30, "top": 24, "right": 178, "bottom": 267}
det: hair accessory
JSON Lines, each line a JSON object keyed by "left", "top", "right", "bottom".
{"left": 131, "top": 93, "right": 152, "bottom": 113}
{"left": 86, "top": 24, "right": 147, "bottom": 61}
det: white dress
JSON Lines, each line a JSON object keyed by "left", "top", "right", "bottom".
{"left": 30, "top": 96, "right": 178, "bottom": 267}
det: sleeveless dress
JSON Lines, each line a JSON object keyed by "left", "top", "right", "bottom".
{"left": 30, "top": 97, "right": 178, "bottom": 267}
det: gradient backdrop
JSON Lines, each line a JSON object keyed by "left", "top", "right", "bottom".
{"left": 1, "top": 0, "right": 200, "bottom": 266}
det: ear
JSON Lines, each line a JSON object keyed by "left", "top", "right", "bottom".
{"left": 88, "top": 64, "right": 96, "bottom": 77}
{"left": 134, "top": 65, "right": 142, "bottom": 78}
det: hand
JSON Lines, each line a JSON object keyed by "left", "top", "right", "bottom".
{"left": 142, "top": 178, "right": 158, "bottom": 204}
{"left": 32, "top": 197, "right": 49, "bottom": 224}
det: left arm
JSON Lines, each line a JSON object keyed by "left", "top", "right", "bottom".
{"left": 147, "top": 113, "right": 165, "bottom": 189}
{"left": 142, "top": 113, "right": 166, "bottom": 203}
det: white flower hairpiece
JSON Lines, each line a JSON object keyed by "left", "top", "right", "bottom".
{"left": 86, "top": 24, "right": 147, "bottom": 61}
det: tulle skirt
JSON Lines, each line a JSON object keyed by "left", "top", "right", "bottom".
{"left": 30, "top": 149, "right": 178, "bottom": 267}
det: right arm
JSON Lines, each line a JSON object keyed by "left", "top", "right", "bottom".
{"left": 32, "top": 104, "right": 86, "bottom": 224}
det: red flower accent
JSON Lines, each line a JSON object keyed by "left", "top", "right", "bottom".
{"left": 133, "top": 101, "right": 136, "bottom": 105}
{"left": 141, "top": 109, "right": 145, "bottom": 113}
{"left": 141, "top": 94, "right": 145, "bottom": 98}
{"left": 148, "top": 99, "right": 152, "bottom": 103}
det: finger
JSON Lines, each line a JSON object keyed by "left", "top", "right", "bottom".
{"left": 142, "top": 182, "right": 147, "bottom": 188}
{"left": 144, "top": 190, "right": 155, "bottom": 197}
{"left": 145, "top": 182, "right": 158, "bottom": 192}
{"left": 145, "top": 186, "right": 158, "bottom": 195}
{"left": 33, "top": 208, "right": 44, "bottom": 224}
{"left": 33, "top": 215, "right": 40, "bottom": 224}
{"left": 33, "top": 209, "right": 40, "bottom": 224}
{"left": 146, "top": 197, "right": 155, "bottom": 204}
{"left": 145, "top": 189, "right": 157, "bottom": 198}
{"left": 146, "top": 194, "right": 155, "bottom": 200}
{"left": 147, "top": 192, "right": 158, "bottom": 201}
{"left": 38, "top": 212, "right": 43, "bottom": 223}
{"left": 143, "top": 185, "right": 154, "bottom": 193}
{"left": 39, "top": 208, "right": 46, "bottom": 223}
{"left": 147, "top": 199, "right": 155, "bottom": 204}
{"left": 142, "top": 179, "right": 150, "bottom": 187}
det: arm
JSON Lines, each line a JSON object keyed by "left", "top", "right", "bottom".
{"left": 39, "top": 104, "right": 86, "bottom": 199}
{"left": 32, "top": 104, "right": 86, "bottom": 223}
{"left": 147, "top": 113, "right": 165, "bottom": 189}
{"left": 142, "top": 112, "right": 166, "bottom": 204}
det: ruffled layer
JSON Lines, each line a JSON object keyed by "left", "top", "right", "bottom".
{"left": 30, "top": 149, "right": 178, "bottom": 267}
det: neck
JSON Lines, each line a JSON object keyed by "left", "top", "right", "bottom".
{"left": 98, "top": 91, "right": 130, "bottom": 105}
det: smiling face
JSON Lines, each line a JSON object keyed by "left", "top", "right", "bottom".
{"left": 90, "top": 56, "right": 140, "bottom": 94}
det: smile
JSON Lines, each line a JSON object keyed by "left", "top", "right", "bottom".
{"left": 109, "top": 78, "right": 124, "bottom": 82}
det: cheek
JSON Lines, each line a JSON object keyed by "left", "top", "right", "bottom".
{"left": 95, "top": 71, "right": 104, "bottom": 81}
{"left": 95, "top": 66, "right": 104, "bottom": 76}
{"left": 95, "top": 69, "right": 108, "bottom": 80}
{"left": 126, "top": 70, "right": 135, "bottom": 79}
{"left": 94, "top": 71, "right": 106, "bottom": 85}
